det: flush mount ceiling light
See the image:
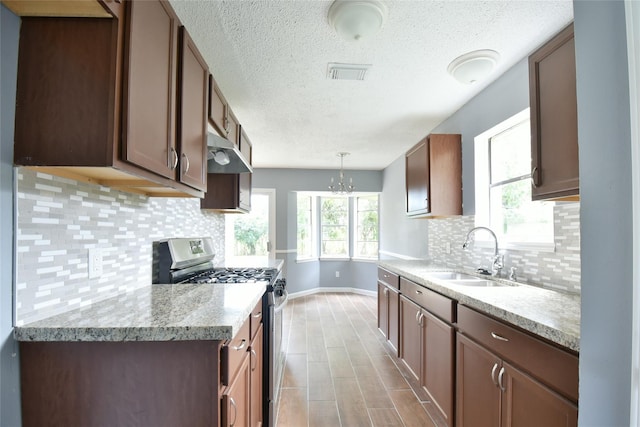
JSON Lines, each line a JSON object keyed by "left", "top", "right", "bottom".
{"left": 447, "top": 49, "right": 500, "bottom": 85}
{"left": 328, "top": 0, "right": 387, "bottom": 42}
{"left": 328, "top": 152, "right": 355, "bottom": 194}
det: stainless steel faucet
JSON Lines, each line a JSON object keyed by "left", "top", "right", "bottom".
{"left": 462, "top": 226, "right": 504, "bottom": 277}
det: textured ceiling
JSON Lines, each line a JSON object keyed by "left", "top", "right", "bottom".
{"left": 169, "top": 0, "right": 573, "bottom": 170}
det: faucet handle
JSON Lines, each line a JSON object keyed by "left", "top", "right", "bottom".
{"left": 492, "top": 254, "right": 504, "bottom": 277}
{"left": 509, "top": 267, "right": 517, "bottom": 281}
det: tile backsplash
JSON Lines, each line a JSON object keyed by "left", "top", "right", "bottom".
{"left": 16, "top": 168, "right": 225, "bottom": 325}
{"left": 427, "top": 203, "right": 580, "bottom": 294}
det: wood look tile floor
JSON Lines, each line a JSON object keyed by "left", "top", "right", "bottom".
{"left": 276, "top": 293, "right": 448, "bottom": 427}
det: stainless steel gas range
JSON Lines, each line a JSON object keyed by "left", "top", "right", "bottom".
{"left": 152, "top": 237, "right": 287, "bottom": 427}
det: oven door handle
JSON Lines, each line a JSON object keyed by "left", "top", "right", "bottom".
{"left": 274, "top": 289, "right": 289, "bottom": 314}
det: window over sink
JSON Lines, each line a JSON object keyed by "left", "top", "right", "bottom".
{"left": 474, "top": 109, "right": 555, "bottom": 251}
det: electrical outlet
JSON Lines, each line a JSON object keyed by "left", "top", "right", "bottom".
{"left": 335, "top": 271, "right": 340, "bottom": 278}
{"left": 88, "top": 248, "right": 103, "bottom": 279}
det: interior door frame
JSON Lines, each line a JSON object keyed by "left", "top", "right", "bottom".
{"left": 254, "top": 188, "right": 276, "bottom": 260}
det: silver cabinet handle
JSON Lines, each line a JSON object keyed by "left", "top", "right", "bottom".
{"left": 415, "top": 310, "right": 421, "bottom": 323}
{"left": 229, "top": 397, "right": 237, "bottom": 427}
{"left": 498, "top": 367, "right": 506, "bottom": 392}
{"left": 169, "top": 147, "right": 178, "bottom": 170}
{"left": 250, "top": 348, "right": 257, "bottom": 371}
{"left": 181, "top": 153, "right": 190, "bottom": 174}
{"left": 383, "top": 287, "right": 389, "bottom": 296}
{"left": 531, "top": 167, "right": 539, "bottom": 188}
{"left": 418, "top": 312, "right": 425, "bottom": 327}
{"left": 231, "top": 339, "right": 246, "bottom": 351}
{"left": 491, "top": 363, "right": 499, "bottom": 387}
{"left": 491, "top": 332, "right": 509, "bottom": 342}
{"left": 415, "top": 289, "right": 423, "bottom": 295}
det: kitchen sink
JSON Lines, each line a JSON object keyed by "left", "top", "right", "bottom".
{"left": 426, "top": 272, "right": 481, "bottom": 281}
{"left": 448, "top": 279, "right": 507, "bottom": 287}
{"left": 425, "top": 271, "right": 508, "bottom": 287}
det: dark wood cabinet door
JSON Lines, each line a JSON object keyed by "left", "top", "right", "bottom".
{"left": 222, "top": 354, "right": 251, "bottom": 427}
{"left": 399, "top": 295, "right": 422, "bottom": 381}
{"left": 406, "top": 138, "right": 429, "bottom": 215}
{"left": 501, "top": 362, "right": 577, "bottom": 427}
{"left": 429, "top": 134, "right": 462, "bottom": 215}
{"left": 227, "top": 108, "right": 240, "bottom": 147}
{"left": 529, "top": 23, "right": 579, "bottom": 200}
{"left": 15, "top": 18, "right": 116, "bottom": 166}
{"left": 422, "top": 310, "right": 454, "bottom": 427}
{"left": 122, "top": 0, "right": 178, "bottom": 180}
{"left": 387, "top": 287, "right": 400, "bottom": 355}
{"left": 209, "top": 76, "right": 228, "bottom": 137}
{"left": 249, "top": 324, "right": 264, "bottom": 427}
{"left": 177, "top": 27, "right": 208, "bottom": 191}
{"left": 456, "top": 333, "right": 501, "bottom": 427}
{"left": 377, "top": 282, "right": 389, "bottom": 339}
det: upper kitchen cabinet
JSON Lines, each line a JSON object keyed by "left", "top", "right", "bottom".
{"left": 13, "top": 0, "right": 208, "bottom": 197}
{"left": 201, "top": 127, "right": 253, "bottom": 212}
{"left": 209, "top": 75, "right": 239, "bottom": 146}
{"left": 406, "top": 134, "right": 462, "bottom": 217}
{"left": 529, "top": 23, "right": 579, "bottom": 201}
{"left": 176, "top": 27, "right": 208, "bottom": 191}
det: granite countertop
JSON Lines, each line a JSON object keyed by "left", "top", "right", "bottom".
{"left": 15, "top": 259, "right": 284, "bottom": 343}
{"left": 378, "top": 260, "right": 580, "bottom": 352}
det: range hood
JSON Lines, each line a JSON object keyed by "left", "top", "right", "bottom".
{"left": 206, "top": 132, "right": 253, "bottom": 174}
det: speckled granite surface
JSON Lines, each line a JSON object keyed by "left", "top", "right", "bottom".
{"left": 15, "top": 260, "right": 284, "bottom": 342}
{"left": 378, "top": 260, "right": 580, "bottom": 352}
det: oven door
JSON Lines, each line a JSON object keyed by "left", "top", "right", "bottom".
{"left": 266, "top": 276, "right": 288, "bottom": 427}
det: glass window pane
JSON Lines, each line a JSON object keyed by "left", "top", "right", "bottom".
{"left": 355, "top": 195, "right": 379, "bottom": 259}
{"left": 489, "top": 179, "right": 554, "bottom": 241}
{"left": 490, "top": 120, "right": 530, "bottom": 184}
{"left": 233, "top": 195, "right": 269, "bottom": 256}
{"left": 296, "top": 195, "right": 313, "bottom": 259}
{"left": 322, "top": 240, "right": 347, "bottom": 256}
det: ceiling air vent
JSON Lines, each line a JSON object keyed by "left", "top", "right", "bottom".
{"left": 327, "top": 62, "right": 371, "bottom": 81}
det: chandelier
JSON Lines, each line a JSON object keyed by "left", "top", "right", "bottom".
{"left": 328, "top": 152, "right": 355, "bottom": 194}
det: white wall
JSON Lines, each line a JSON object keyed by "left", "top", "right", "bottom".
{"left": 0, "top": 5, "right": 22, "bottom": 425}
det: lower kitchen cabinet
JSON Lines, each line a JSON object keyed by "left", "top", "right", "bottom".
{"left": 399, "top": 278, "right": 455, "bottom": 427}
{"left": 399, "top": 295, "right": 422, "bottom": 381}
{"left": 222, "top": 354, "right": 251, "bottom": 427}
{"left": 249, "top": 324, "right": 264, "bottom": 427}
{"left": 377, "top": 267, "right": 400, "bottom": 354}
{"left": 378, "top": 281, "right": 399, "bottom": 354}
{"left": 456, "top": 305, "right": 578, "bottom": 427}
{"left": 421, "top": 310, "right": 454, "bottom": 426}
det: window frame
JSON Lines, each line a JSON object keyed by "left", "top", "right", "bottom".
{"left": 352, "top": 194, "right": 379, "bottom": 260}
{"left": 295, "top": 192, "right": 380, "bottom": 262}
{"left": 474, "top": 108, "right": 556, "bottom": 252}
{"left": 296, "top": 193, "right": 317, "bottom": 262}
{"left": 319, "top": 195, "right": 350, "bottom": 260}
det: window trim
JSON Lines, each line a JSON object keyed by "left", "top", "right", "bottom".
{"left": 474, "top": 108, "right": 556, "bottom": 252}
{"left": 295, "top": 193, "right": 317, "bottom": 261}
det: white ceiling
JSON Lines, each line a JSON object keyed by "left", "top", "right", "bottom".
{"left": 169, "top": 0, "right": 573, "bottom": 170}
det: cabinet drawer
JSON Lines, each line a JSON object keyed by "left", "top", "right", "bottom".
{"left": 250, "top": 298, "right": 263, "bottom": 340}
{"left": 399, "top": 277, "right": 455, "bottom": 323}
{"left": 457, "top": 305, "right": 578, "bottom": 402}
{"left": 221, "top": 316, "right": 250, "bottom": 386}
{"left": 378, "top": 267, "right": 399, "bottom": 290}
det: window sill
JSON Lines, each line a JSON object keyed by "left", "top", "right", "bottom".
{"left": 351, "top": 257, "right": 379, "bottom": 263}
{"left": 296, "top": 257, "right": 318, "bottom": 263}
{"left": 319, "top": 257, "right": 350, "bottom": 261}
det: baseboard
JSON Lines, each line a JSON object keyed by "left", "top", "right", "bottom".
{"left": 288, "top": 287, "right": 377, "bottom": 299}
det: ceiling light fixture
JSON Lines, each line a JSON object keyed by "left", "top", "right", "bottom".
{"left": 447, "top": 49, "right": 500, "bottom": 85}
{"left": 328, "top": 152, "right": 355, "bottom": 194}
{"left": 328, "top": 0, "right": 387, "bottom": 42}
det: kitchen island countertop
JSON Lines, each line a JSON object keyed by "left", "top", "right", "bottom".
{"left": 14, "top": 259, "right": 284, "bottom": 342}
{"left": 379, "top": 260, "right": 580, "bottom": 352}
